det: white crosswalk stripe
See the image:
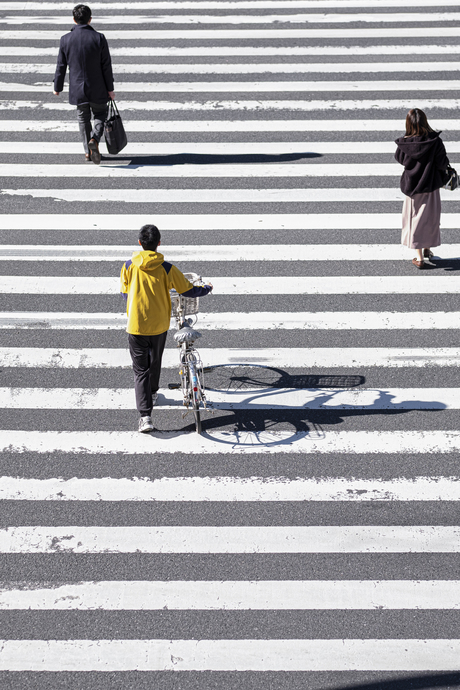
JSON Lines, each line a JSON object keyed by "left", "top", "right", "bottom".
{"left": 0, "top": 244, "right": 458, "bottom": 261}
{"left": 1, "top": 429, "right": 459, "bottom": 454}
{"left": 1, "top": 639, "right": 460, "bottom": 672}
{"left": 0, "top": 385, "right": 457, "bottom": 410}
{"left": 7, "top": 80, "right": 460, "bottom": 92}
{"left": 4, "top": 141, "right": 460, "bottom": 154}
{"left": 2, "top": 525, "right": 459, "bottom": 553}
{"left": 0, "top": 119, "right": 458, "bottom": 132}
{"left": 1, "top": 0, "right": 459, "bottom": 8}
{"left": 4, "top": 12, "right": 460, "bottom": 24}
{"left": 3, "top": 28, "right": 460, "bottom": 38}
{"left": 1, "top": 311, "right": 459, "bottom": 330}
{"left": 3, "top": 275, "right": 460, "bottom": 294}
{"left": 0, "top": 167, "right": 411, "bottom": 179}
{"left": 2, "top": 346, "right": 460, "bottom": 368}
{"left": 2, "top": 61, "right": 460, "bottom": 74}
{"left": 1, "top": 477, "right": 459, "bottom": 502}
{"left": 2, "top": 44, "right": 460, "bottom": 56}
{"left": 0, "top": 580, "right": 459, "bottom": 608}
{"left": 1, "top": 0, "right": 459, "bottom": 683}
{"left": 5, "top": 97, "right": 460, "bottom": 111}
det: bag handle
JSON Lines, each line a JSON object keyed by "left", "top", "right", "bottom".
{"left": 108, "top": 98, "right": 120, "bottom": 117}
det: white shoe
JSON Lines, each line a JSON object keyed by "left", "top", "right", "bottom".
{"left": 139, "top": 416, "right": 153, "bottom": 433}
{"left": 151, "top": 392, "right": 159, "bottom": 407}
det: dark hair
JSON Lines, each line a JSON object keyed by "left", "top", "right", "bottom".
{"left": 405, "top": 108, "right": 436, "bottom": 137}
{"left": 139, "top": 224, "right": 161, "bottom": 251}
{"left": 73, "top": 4, "right": 91, "bottom": 24}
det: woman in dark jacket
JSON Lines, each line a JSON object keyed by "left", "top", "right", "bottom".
{"left": 395, "top": 108, "right": 449, "bottom": 269}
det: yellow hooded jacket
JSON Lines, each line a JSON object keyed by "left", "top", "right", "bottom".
{"left": 120, "top": 251, "right": 197, "bottom": 336}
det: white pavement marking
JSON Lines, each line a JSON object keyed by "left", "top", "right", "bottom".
{"left": 0, "top": 119, "right": 456, "bottom": 132}
{"left": 1, "top": 45, "right": 460, "bottom": 57}
{"left": 2, "top": 28, "right": 460, "bottom": 39}
{"left": 1, "top": 638, "right": 460, "bottom": 671}
{"left": 1, "top": 526, "right": 459, "bottom": 554}
{"left": 1, "top": 429, "right": 460, "bottom": 455}
{"left": 0, "top": 168, "right": 408, "bottom": 181}
{"left": 1, "top": 477, "right": 460, "bottom": 502}
{"left": 0, "top": 580, "right": 459, "bottom": 609}
{"left": 0, "top": 186, "right": 418, "bottom": 200}
{"left": 3, "top": 276, "right": 460, "bottom": 295}
{"left": 0, "top": 141, "right": 450, "bottom": 154}
{"left": 1, "top": 311, "right": 460, "bottom": 331}
{"left": 0, "top": 186, "right": 421, "bottom": 202}
{"left": 0, "top": 0, "right": 459, "bottom": 8}
{"left": 4, "top": 13, "right": 460, "bottom": 25}
{"left": 0, "top": 386, "right": 455, "bottom": 411}
{"left": 4, "top": 98, "right": 460, "bottom": 112}
{"left": 3, "top": 212, "right": 457, "bottom": 230}
{"left": 3, "top": 61, "right": 460, "bottom": 74}
{"left": 3, "top": 347, "right": 460, "bottom": 369}
{"left": 1, "top": 244, "right": 456, "bottom": 262}
{"left": 1, "top": 639, "right": 460, "bottom": 672}
{"left": 2, "top": 80, "right": 460, "bottom": 93}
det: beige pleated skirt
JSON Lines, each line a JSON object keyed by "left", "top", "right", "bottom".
{"left": 401, "top": 189, "right": 441, "bottom": 249}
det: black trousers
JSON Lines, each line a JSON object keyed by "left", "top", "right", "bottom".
{"left": 128, "top": 332, "right": 167, "bottom": 416}
{"left": 76, "top": 101, "right": 108, "bottom": 154}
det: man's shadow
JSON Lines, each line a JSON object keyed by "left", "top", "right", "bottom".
{"left": 329, "top": 673, "right": 460, "bottom": 690}
{"left": 104, "top": 151, "right": 322, "bottom": 167}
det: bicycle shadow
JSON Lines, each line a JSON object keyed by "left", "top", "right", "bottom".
{"left": 164, "top": 366, "right": 446, "bottom": 444}
{"left": 102, "top": 151, "right": 322, "bottom": 167}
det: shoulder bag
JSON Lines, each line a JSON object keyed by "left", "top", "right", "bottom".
{"left": 442, "top": 165, "right": 458, "bottom": 191}
{"left": 104, "top": 99, "right": 128, "bottom": 155}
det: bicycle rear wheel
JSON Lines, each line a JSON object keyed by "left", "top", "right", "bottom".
{"left": 192, "top": 397, "right": 202, "bottom": 435}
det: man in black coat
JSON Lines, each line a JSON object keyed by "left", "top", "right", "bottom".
{"left": 53, "top": 4, "right": 115, "bottom": 164}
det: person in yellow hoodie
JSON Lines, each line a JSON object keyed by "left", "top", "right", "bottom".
{"left": 120, "top": 224, "right": 213, "bottom": 433}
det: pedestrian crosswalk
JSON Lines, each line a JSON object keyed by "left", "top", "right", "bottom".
{"left": 1, "top": 0, "right": 460, "bottom": 685}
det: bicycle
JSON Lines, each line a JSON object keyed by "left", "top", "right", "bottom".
{"left": 168, "top": 273, "right": 211, "bottom": 434}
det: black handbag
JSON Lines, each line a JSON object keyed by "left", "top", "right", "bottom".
{"left": 442, "top": 165, "right": 458, "bottom": 191}
{"left": 104, "top": 99, "right": 127, "bottom": 154}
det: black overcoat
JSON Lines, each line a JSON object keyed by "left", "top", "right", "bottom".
{"left": 53, "top": 23, "right": 114, "bottom": 106}
{"left": 394, "top": 131, "right": 449, "bottom": 197}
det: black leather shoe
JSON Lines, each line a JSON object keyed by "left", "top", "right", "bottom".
{"left": 88, "top": 138, "right": 101, "bottom": 165}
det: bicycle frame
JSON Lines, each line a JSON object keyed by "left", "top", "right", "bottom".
{"left": 170, "top": 276, "right": 210, "bottom": 433}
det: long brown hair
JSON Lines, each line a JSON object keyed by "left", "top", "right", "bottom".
{"left": 405, "top": 108, "right": 435, "bottom": 137}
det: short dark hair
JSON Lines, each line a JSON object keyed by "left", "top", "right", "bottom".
{"left": 405, "top": 108, "right": 436, "bottom": 137}
{"left": 73, "top": 4, "right": 91, "bottom": 24}
{"left": 139, "top": 224, "right": 161, "bottom": 251}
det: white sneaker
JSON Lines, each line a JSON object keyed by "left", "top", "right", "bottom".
{"left": 138, "top": 416, "right": 153, "bottom": 433}
{"left": 151, "top": 392, "right": 159, "bottom": 407}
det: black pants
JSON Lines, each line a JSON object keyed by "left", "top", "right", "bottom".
{"left": 76, "top": 102, "right": 108, "bottom": 154}
{"left": 128, "top": 332, "right": 167, "bottom": 416}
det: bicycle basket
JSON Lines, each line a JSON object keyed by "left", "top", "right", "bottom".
{"left": 170, "top": 272, "right": 202, "bottom": 317}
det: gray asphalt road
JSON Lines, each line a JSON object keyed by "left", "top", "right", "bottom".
{"left": 1, "top": 2, "right": 460, "bottom": 688}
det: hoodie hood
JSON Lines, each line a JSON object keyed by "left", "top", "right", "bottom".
{"left": 131, "top": 250, "right": 165, "bottom": 272}
{"left": 395, "top": 130, "right": 441, "bottom": 162}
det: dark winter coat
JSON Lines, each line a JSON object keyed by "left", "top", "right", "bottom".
{"left": 53, "top": 23, "right": 114, "bottom": 106}
{"left": 394, "top": 131, "right": 449, "bottom": 197}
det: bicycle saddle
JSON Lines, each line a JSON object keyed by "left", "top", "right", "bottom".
{"left": 174, "top": 327, "right": 202, "bottom": 344}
